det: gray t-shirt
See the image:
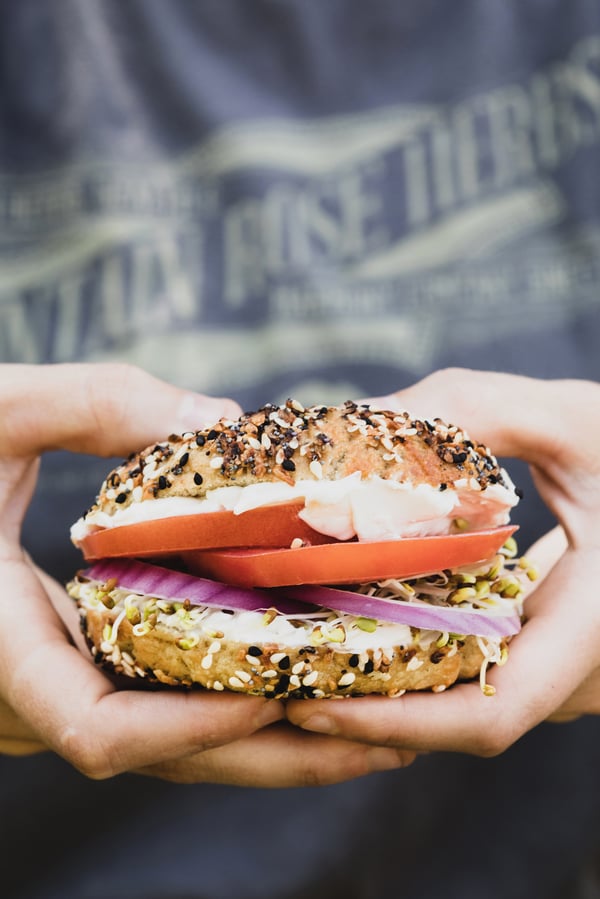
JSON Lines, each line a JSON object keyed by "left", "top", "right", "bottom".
{"left": 2, "top": 2, "right": 600, "bottom": 897}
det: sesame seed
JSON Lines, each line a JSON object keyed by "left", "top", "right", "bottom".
{"left": 338, "top": 672, "right": 356, "bottom": 687}
{"left": 302, "top": 670, "right": 319, "bottom": 686}
{"left": 209, "top": 456, "right": 223, "bottom": 469}
{"left": 201, "top": 654, "right": 213, "bottom": 670}
{"left": 229, "top": 676, "right": 246, "bottom": 689}
{"left": 235, "top": 669, "right": 252, "bottom": 683}
{"left": 275, "top": 674, "right": 290, "bottom": 693}
{"left": 194, "top": 473, "right": 203, "bottom": 486}
{"left": 309, "top": 459, "right": 323, "bottom": 479}
{"left": 208, "top": 640, "right": 221, "bottom": 654}
{"left": 292, "top": 661, "right": 305, "bottom": 675}
{"left": 262, "top": 669, "right": 277, "bottom": 678}
{"left": 282, "top": 458, "right": 296, "bottom": 472}
{"left": 213, "top": 680, "right": 224, "bottom": 691}
{"left": 406, "top": 656, "right": 424, "bottom": 671}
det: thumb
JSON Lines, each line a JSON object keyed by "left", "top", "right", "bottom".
{"left": 0, "top": 364, "right": 242, "bottom": 458}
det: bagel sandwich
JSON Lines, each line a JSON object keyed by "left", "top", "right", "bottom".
{"left": 67, "top": 400, "right": 533, "bottom": 698}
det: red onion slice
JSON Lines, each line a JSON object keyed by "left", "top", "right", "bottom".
{"left": 82, "top": 560, "right": 313, "bottom": 616}
{"left": 279, "top": 584, "right": 521, "bottom": 638}
{"left": 82, "top": 560, "right": 521, "bottom": 638}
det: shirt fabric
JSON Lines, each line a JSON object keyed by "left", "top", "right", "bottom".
{"left": 1, "top": 2, "right": 600, "bottom": 897}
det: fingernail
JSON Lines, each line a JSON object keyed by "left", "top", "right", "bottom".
{"left": 175, "top": 394, "right": 227, "bottom": 431}
{"left": 299, "top": 714, "right": 338, "bottom": 735}
{"left": 366, "top": 747, "right": 410, "bottom": 772}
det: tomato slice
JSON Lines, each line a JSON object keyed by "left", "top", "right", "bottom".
{"left": 180, "top": 526, "right": 518, "bottom": 587}
{"left": 78, "top": 501, "right": 335, "bottom": 561}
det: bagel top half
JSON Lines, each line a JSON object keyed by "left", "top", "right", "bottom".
{"left": 77, "top": 399, "right": 517, "bottom": 526}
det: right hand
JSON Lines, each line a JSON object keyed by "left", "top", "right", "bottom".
{"left": 0, "top": 363, "right": 413, "bottom": 786}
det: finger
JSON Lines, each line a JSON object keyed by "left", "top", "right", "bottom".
{"left": 523, "top": 526, "right": 568, "bottom": 583}
{"left": 289, "top": 551, "right": 600, "bottom": 755}
{"left": 137, "top": 722, "right": 415, "bottom": 787}
{"left": 366, "top": 368, "right": 599, "bottom": 473}
{"left": 547, "top": 669, "right": 600, "bottom": 722}
{"left": 0, "top": 694, "right": 42, "bottom": 742}
{"left": 0, "top": 663, "right": 48, "bottom": 755}
{"left": 0, "top": 560, "right": 284, "bottom": 778}
{"left": 0, "top": 363, "right": 242, "bottom": 458}
{"left": 0, "top": 739, "right": 47, "bottom": 756}
{"left": 32, "top": 558, "right": 92, "bottom": 652}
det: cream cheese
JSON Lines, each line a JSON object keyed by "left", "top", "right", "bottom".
{"left": 71, "top": 472, "right": 518, "bottom": 544}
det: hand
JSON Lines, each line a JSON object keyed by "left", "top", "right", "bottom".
{"left": 0, "top": 363, "right": 413, "bottom": 785}
{"left": 288, "top": 368, "right": 600, "bottom": 756}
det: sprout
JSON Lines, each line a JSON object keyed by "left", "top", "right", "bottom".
{"left": 126, "top": 605, "right": 141, "bottom": 625}
{"left": 502, "top": 536, "right": 518, "bottom": 558}
{"left": 449, "top": 586, "right": 477, "bottom": 604}
{"left": 98, "top": 592, "right": 115, "bottom": 609}
{"left": 177, "top": 635, "right": 199, "bottom": 650}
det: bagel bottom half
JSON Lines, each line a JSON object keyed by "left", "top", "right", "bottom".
{"left": 68, "top": 575, "right": 498, "bottom": 698}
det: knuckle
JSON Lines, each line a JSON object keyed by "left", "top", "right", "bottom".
{"left": 57, "top": 725, "right": 117, "bottom": 780}
{"left": 82, "top": 363, "right": 144, "bottom": 452}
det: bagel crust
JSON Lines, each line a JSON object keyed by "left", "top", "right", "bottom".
{"left": 83, "top": 400, "right": 514, "bottom": 522}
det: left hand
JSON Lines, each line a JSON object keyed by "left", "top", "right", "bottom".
{"left": 287, "top": 369, "right": 600, "bottom": 756}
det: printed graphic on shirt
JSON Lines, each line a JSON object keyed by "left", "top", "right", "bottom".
{"left": 1, "top": 34, "right": 600, "bottom": 403}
